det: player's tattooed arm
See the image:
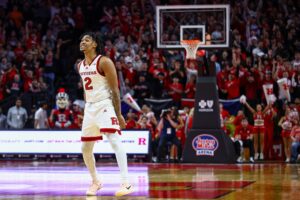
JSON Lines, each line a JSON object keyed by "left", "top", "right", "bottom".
{"left": 100, "top": 56, "right": 126, "bottom": 128}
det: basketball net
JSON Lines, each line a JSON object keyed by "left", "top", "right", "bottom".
{"left": 181, "top": 40, "right": 201, "bottom": 60}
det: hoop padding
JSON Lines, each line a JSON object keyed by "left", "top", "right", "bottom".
{"left": 181, "top": 40, "right": 201, "bottom": 60}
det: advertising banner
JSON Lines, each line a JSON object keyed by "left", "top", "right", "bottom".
{"left": 0, "top": 130, "right": 150, "bottom": 154}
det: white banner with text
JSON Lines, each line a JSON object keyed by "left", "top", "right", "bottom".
{"left": 0, "top": 130, "right": 150, "bottom": 154}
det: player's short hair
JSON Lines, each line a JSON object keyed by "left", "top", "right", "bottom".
{"left": 80, "top": 32, "right": 102, "bottom": 54}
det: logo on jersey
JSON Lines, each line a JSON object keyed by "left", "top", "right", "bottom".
{"left": 111, "top": 117, "right": 119, "bottom": 125}
{"left": 198, "top": 100, "right": 214, "bottom": 112}
{"left": 79, "top": 71, "right": 97, "bottom": 76}
{"left": 192, "top": 134, "right": 219, "bottom": 156}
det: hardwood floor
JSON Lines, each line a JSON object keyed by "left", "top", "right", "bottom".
{"left": 0, "top": 161, "right": 299, "bottom": 199}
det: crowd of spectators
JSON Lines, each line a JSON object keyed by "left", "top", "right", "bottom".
{"left": 0, "top": 0, "right": 299, "bottom": 161}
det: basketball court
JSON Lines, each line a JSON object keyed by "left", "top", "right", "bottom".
{"left": 0, "top": 161, "right": 299, "bottom": 199}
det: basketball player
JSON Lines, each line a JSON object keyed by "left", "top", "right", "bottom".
{"left": 78, "top": 32, "right": 133, "bottom": 196}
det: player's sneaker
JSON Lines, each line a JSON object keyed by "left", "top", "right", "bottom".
{"left": 237, "top": 156, "right": 243, "bottom": 163}
{"left": 254, "top": 153, "right": 259, "bottom": 160}
{"left": 86, "top": 181, "right": 102, "bottom": 196}
{"left": 260, "top": 153, "right": 264, "bottom": 160}
{"left": 249, "top": 157, "right": 255, "bottom": 163}
{"left": 115, "top": 184, "right": 134, "bottom": 197}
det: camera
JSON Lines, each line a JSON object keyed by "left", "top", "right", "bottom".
{"left": 160, "top": 109, "right": 171, "bottom": 118}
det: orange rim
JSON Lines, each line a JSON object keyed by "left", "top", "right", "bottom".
{"left": 180, "top": 40, "right": 201, "bottom": 45}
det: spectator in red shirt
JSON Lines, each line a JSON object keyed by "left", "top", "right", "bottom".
{"left": 125, "top": 112, "right": 137, "bottom": 129}
{"left": 71, "top": 101, "right": 83, "bottom": 129}
{"left": 4, "top": 63, "right": 19, "bottom": 84}
{"left": 233, "top": 110, "right": 245, "bottom": 126}
{"left": 168, "top": 76, "right": 183, "bottom": 107}
{"left": 184, "top": 74, "right": 196, "bottom": 99}
{"left": 234, "top": 118, "right": 255, "bottom": 163}
{"left": 26, "top": 32, "right": 40, "bottom": 50}
{"left": 8, "top": 5, "right": 23, "bottom": 28}
{"left": 123, "top": 61, "right": 137, "bottom": 86}
{"left": 0, "top": 74, "right": 5, "bottom": 101}
{"left": 224, "top": 73, "right": 240, "bottom": 99}
{"left": 23, "top": 70, "right": 34, "bottom": 92}
{"left": 137, "top": 115, "right": 152, "bottom": 130}
{"left": 220, "top": 103, "right": 230, "bottom": 119}
{"left": 242, "top": 71, "right": 260, "bottom": 104}
{"left": 14, "top": 42, "right": 25, "bottom": 64}
{"left": 216, "top": 65, "right": 228, "bottom": 99}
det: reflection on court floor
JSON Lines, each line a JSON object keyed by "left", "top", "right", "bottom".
{"left": 0, "top": 162, "right": 299, "bottom": 199}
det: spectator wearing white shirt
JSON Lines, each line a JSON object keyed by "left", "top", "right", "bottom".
{"left": 34, "top": 102, "right": 49, "bottom": 129}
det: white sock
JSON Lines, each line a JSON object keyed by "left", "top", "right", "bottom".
{"left": 81, "top": 141, "right": 100, "bottom": 183}
{"left": 105, "top": 133, "right": 129, "bottom": 184}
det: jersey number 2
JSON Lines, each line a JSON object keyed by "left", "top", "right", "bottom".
{"left": 84, "top": 77, "right": 93, "bottom": 90}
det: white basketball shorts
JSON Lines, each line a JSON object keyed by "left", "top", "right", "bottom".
{"left": 81, "top": 98, "right": 121, "bottom": 141}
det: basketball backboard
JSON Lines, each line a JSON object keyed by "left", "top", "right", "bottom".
{"left": 156, "top": 5, "right": 230, "bottom": 49}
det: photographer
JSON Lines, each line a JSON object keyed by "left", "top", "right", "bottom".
{"left": 156, "top": 109, "right": 184, "bottom": 162}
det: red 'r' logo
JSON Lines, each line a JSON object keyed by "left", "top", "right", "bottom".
{"left": 111, "top": 117, "right": 119, "bottom": 125}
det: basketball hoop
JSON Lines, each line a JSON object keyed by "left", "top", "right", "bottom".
{"left": 181, "top": 40, "right": 201, "bottom": 60}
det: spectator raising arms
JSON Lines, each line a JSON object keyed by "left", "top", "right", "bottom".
{"left": 243, "top": 101, "right": 271, "bottom": 160}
